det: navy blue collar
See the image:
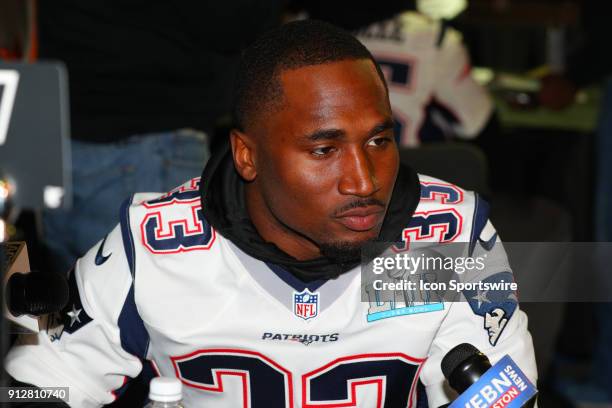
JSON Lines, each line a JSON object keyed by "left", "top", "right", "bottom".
{"left": 265, "top": 262, "right": 327, "bottom": 292}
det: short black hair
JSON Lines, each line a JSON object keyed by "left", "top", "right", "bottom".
{"left": 233, "top": 19, "right": 387, "bottom": 131}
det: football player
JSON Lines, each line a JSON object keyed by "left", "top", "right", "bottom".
{"left": 355, "top": 11, "right": 493, "bottom": 146}
{"left": 5, "top": 20, "right": 535, "bottom": 407}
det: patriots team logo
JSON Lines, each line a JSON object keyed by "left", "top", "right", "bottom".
{"left": 463, "top": 272, "right": 518, "bottom": 346}
{"left": 293, "top": 289, "right": 319, "bottom": 321}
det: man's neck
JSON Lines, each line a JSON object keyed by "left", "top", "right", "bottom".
{"left": 244, "top": 183, "right": 321, "bottom": 261}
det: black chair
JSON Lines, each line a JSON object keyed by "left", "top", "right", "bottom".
{"left": 399, "top": 142, "right": 490, "bottom": 196}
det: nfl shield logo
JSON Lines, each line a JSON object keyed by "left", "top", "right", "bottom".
{"left": 293, "top": 289, "right": 319, "bottom": 320}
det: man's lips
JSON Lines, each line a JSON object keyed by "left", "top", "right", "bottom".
{"left": 335, "top": 206, "right": 385, "bottom": 232}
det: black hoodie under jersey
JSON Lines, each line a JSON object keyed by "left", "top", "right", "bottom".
{"left": 200, "top": 143, "right": 421, "bottom": 282}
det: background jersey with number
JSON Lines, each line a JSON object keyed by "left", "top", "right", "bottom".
{"left": 357, "top": 12, "right": 493, "bottom": 146}
{"left": 5, "top": 176, "right": 536, "bottom": 408}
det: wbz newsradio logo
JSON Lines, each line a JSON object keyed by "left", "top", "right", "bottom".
{"left": 450, "top": 355, "right": 537, "bottom": 408}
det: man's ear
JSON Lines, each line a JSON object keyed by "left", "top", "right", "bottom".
{"left": 230, "top": 129, "right": 257, "bottom": 181}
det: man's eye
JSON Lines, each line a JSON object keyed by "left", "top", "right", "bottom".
{"left": 312, "top": 146, "right": 335, "bottom": 156}
{"left": 368, "top": 136, "right": 391, "bottom": 147}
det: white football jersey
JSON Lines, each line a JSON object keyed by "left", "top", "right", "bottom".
{"left": 357, "top": 12, "right": 493, "bottom": 146}
{"left": 6, "top": 176, "right": 536, "bottom": 408}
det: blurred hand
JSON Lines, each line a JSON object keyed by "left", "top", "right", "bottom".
{"left": 538, "top": 74, "right": 578, "bottom": 110}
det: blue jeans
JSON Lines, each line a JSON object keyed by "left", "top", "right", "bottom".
{"left": 43, "top": 129, "right": 210, "bottom": 274}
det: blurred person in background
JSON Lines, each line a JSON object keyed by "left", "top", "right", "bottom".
{"left": 36, "top": 0, "right": 284, "bottom": 276}
{"left": 293, "top": 0, "right": 496, "bottom": 146}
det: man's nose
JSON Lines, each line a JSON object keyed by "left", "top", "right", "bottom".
{"left": 338, "top": 148, "right": 379, "bottom": 197}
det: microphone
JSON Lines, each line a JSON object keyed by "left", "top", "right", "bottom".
{"left": 6, "top": 271, "right": 69, "bottom": 316}
{"left": 440, "top": 343, "right": 537, "bottom": 408}
{"left": 442, "top": 343, "right": 493, "bottom": 394}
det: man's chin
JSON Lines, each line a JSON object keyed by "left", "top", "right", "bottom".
{"left": 319, "top": 241, "right": 362, "bottom": 265}
{"left": 318, "top": 234, "right": 378, "bottom": 265}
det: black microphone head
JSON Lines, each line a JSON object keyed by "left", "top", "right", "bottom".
{"left": 441, "top": 343, "right": 492, "bottom": 394}
{"left": 7, "top": 271, "right": 69, "bottom": 316}
{"left": 441, "top": 343, "right": 481, "bottom": 378}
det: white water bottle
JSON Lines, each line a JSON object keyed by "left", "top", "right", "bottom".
{"left": 144, "top": 377, "right": 184, "bottom": 408}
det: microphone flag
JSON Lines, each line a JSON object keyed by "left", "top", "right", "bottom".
{"left": 449, "top": 355, "right": 537, "bottom": 408}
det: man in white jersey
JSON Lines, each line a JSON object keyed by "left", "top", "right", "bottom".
{"left": 5, "top": 20, "right": 535, "bottom": 407}
{"left": 356, "top": 11, "right": 493, "bottom": 146}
